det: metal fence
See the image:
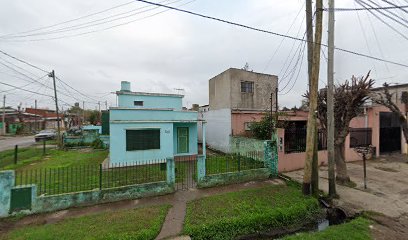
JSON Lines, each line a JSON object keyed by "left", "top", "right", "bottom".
{"left": 284, "top": 128, "right": 327, "bottom": 153}
{"left": 15, "top": 159, "right": 167, "bottom": 196}
{"left": 206, "top": 152, "right": 265, "bottom": 175}
{"left": 349, "top": 128, "right": 372, "bottom": 148}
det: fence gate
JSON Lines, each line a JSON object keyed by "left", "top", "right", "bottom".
{"left": 380, "top": 112, "right": 401, "bottom": 154}
{"left": 175, "top": 156, "right": 197, "bottom": 190}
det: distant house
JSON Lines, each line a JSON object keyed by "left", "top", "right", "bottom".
{"left": 25, "top": 108, "right": 64, "bottom": 130}
{"left": 200, "top": 68, "right": 278, "bottom": 152}
{"left": 109, "top": 81, "right": 200, "bottom": 165}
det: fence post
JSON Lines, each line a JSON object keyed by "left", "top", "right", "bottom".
{"left": 197, "top": 155, "right": 206, "bottom": 182}
{"left": 14, "top": 145, "right": 18, "bottom": 164}
{"left": 43, "top": 140, "right": 46, "bottom": 155}
{"left": 237, "top": 153, "right": 241, "bottom": 172}
{"left": 99, "top": 164, "right": 102, "bottom": 190}
{"left": 264, "top": 139, "right": 278, "bottom": 177}
{"left": 166, "top": 157, "right": 175, "bottom": 188}
{"left": 0, "top": 170, "right": 15, "bottom": 217}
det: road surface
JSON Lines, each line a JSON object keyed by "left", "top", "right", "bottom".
{"left": 0, "top": 136, "right": 35, "bottom": 151}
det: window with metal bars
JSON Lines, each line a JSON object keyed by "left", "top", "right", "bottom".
{"left": 241, "top": 81, "right": 254, "bottom": 93}
{"left": 126, "top": 129, "right": 160, "bottom": 151}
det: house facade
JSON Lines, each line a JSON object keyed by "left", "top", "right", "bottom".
{"left": 109, "top": 81, "right": 200, "bottom": 165}
{"left": 200, "top": 68, "right": 278, "bottom": 152}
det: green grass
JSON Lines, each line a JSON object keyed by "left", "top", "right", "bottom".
{"left": 183, "top": 183, "right": 321, "bottom": 240}
{"left": 282, "top": 217, "right": 373, "bottom": 240}
{"left": 2, "top": 205, "right": 170, "bottom": 240}
{"left": 10, "top": 151, "right": 166, "bottom": 195}
{"left": 205, "top": 155, "right": 265, "bottom": 175}
{"left": 0, "top": 147, "right": 108, "bottom": 171}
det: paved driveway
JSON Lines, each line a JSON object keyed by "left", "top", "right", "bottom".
{"left": 0, "top": 136, "right": 35, "bottom": 151}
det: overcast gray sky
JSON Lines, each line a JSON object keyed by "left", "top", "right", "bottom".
{"left": 0, "top": 0, "right": 407, "bottom": 111}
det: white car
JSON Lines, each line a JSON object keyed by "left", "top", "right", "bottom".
{"left": 34, "top": 129, "right": 57, "bottom": 142}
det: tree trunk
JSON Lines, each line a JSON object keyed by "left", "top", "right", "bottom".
{"left": 334, "top": 141, "right": 350, "bottom": 184}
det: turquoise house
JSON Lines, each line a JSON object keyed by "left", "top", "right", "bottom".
{"left": 109, "top": 81, "right": 202, "bottom": 165}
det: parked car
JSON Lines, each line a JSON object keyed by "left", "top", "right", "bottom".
{"left": 34, "top": 129, "right": 57, "bottom": 142}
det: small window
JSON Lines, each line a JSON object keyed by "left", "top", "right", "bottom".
{"left": 241, "top": 81, "right": 254, "bottom": 93}
{"left": 126, "top": 129, "right": 160, "bottom": 151}
{"left": 134, "top": 101, "right": 143, "bottom": 106}
{"left": 244, "top": 122, "right": 253, "bottom": 131}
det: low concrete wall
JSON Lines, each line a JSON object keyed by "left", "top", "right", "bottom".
{"left": 230, "top": 136, "right": 265, "bottom": 157}
{"left": 0, "top": 171, "right": 14, "bottom": 217}
{"left": 31, "top": 181, "right": 173, "bottom": 215}
{"left": 197, "top": 168, "right": 270, "bottom": 188}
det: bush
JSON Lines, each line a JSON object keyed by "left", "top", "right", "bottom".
{"left": 91, "top": 138, "right": 106, "bottom": 149}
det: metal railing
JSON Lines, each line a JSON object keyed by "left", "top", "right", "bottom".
{"left": 206, "top": 152, "right": 265, "bottom": 175}
{"left": 15, "top": 159, "right": 167, "bottom": 196}
{"left": 284, "top": 128, "right": 327, "bottom": 153}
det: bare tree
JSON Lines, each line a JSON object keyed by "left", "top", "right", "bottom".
{"left": 305, "top": 72, "right": 374, "bottom": 184}
{"left": 372, "top": 83, "right": 408, "bottom": 145}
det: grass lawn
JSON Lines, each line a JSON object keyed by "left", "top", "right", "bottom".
{"left": 205, "top": 154, "right": 265, "bottom": 175}
{"left": 0, "top": 146, "right": 108, "bottom": 171}
{"left": 1, "top": 205, "right": 170, "bottom": 240}
{"left": 183, "top": 183, "right": 321, "bottom": 240}
{"left": 3, "top": 147, "right": 168, "bottom": 195}
{"left": 282, "top": 217, "right": 373, "bottom": 240}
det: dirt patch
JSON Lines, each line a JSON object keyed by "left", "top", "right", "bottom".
{"left": 374, "top": 166, "right": 399, "bottom": 173}
{"left": 368, "top": 213, "right": 408, "bottom": 240}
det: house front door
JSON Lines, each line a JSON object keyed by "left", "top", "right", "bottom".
{"left": 177, "top": 127, "right": 189, "bottom": 154}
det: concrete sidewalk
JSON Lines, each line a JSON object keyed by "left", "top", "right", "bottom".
{"left": 285, "top": 154, "right": 408, "bottom": 218}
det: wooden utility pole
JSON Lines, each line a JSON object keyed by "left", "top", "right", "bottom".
{"left": 327, "top": 0, "right": 337, "bottom": 196}
{"left": 2, "top": 95, "right": 5, "bottom": 135}
{"left": 50, "top": 70, "right": 61, "bottom": 146}
{"left": 303, "top": 0, "right": 323, "bottom": 195}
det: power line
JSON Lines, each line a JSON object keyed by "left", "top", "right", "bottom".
{"left": 0, "top": 49, "right": 48, "bottom": 73}
{"left": 0, "top": 81, "right": 53, "bottom": 97}
{"left": 0, "top": 74, "right": 48, "bottom": 93}
{"left": 263, "top": 2, "right": 305, "bottom": 72}
{"left": 360, "top": 0, "right": 408, "bottom": 26}
{"left": 0, "top": 0, "right": 196, "bottom": 42}
{"left": 355, "top": 0, "right": 408, "bottom": 40}
{"left": 132, "top": 0, "right": 408, "bottom": 68}
{"left": 379, "top": 0, "right": 408, "bottom": 13}
{"left": 1, "top": 0, "right": 178, "bottom": 39}
{"left": 323, "top": 5, "right": 408, "bottom": 11}
{"left": 0, "top": 0, "right": 137, "bottom": 37}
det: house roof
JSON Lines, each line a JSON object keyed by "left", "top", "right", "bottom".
{"left": 372, "top": 83, "right": 408, "bottom": 91}
{"left": 116, "top": 91, "right": 184, "bottom": 98}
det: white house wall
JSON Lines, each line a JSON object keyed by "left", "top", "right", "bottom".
{"left": 204, "top": 109, "right": 231, "bottom": 153}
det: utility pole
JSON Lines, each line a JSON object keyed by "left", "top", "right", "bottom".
{"left": 270, "top": 92, "right": 273, "bottom": 139}
{"left": 303, "top": 0, "right": 323, "bottom": 195}
{"left": 82, "top": 101, "right": 85, "bottom": 125}
{"left": 34, "top": 99, "right": 37, "bottom": 132}
{"left": 327, "top": 0, "right": 337, "bottom": 197}
{"left": 2, "top": 95, "right": 5, "bottom": 135}
{"left": 50, "top": 70, "right": 61, "bottom": 147}
{"left": 105, "top": 100, "right": 108, "bottom": 110}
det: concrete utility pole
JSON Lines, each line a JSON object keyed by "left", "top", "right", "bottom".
{"left": 82, "top": 101, "right": 85, "bottom": 125}
{"left": 105, "top": 100, "right": 108, "bottom": 110}
{"left": 50, "top": 70, "right": 61, "bottom": 146}
{"left": 303, "top": 0, "right": 323, "bottom": 195}
{"left": 327, "top": 0, "right": 337, "bottom": 197}
{"left": 2, "top": 95, "right": 5, "bottom": 135}
{"left": 34, "top": 99, "right": 37, "bottom": 132}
